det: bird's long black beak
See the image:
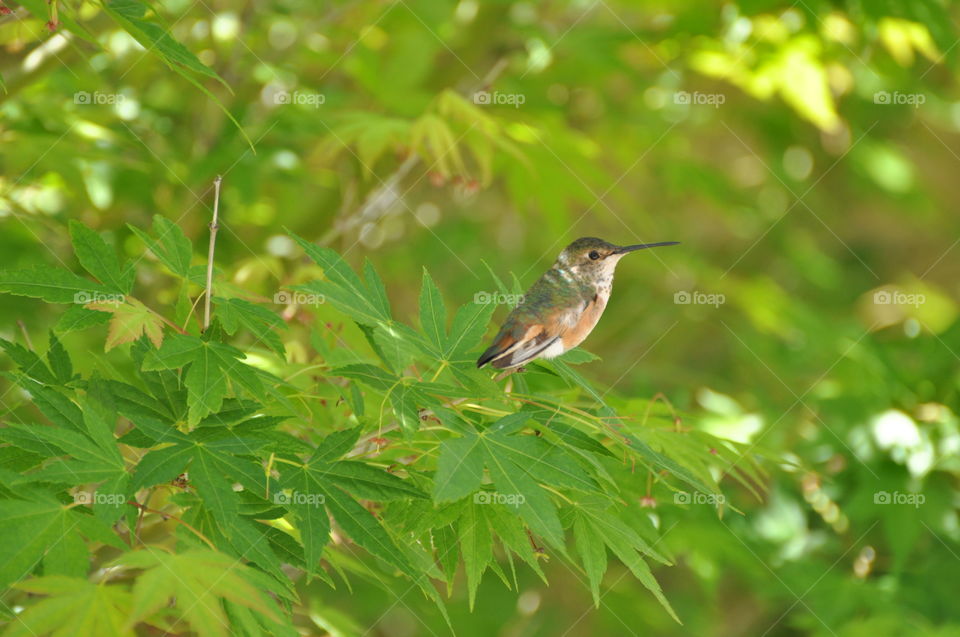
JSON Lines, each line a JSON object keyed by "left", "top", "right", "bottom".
{"left": 615, "top": 241, "right": 680, "bottom": 254}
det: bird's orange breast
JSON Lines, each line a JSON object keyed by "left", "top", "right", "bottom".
{"left": 561, "top": 293, "right": 608, "bottom": 350}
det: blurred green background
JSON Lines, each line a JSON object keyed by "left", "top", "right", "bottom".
{"left": 3, "top": 0, "right": 960, "bottom": 635}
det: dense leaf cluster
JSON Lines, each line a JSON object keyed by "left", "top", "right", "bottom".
{"left": 0, "top": 220, "right": 761, "bottom": 634}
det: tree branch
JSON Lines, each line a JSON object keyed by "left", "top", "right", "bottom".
{"left": 319, "top": 56, "right": 512, "bottom": 246}
{"left": 203, "top": 175, "right": 223, "bottom": 331}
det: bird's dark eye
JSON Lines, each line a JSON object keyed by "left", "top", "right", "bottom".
{"left": 588, "top": 250, "right": 600, "bottom": 260}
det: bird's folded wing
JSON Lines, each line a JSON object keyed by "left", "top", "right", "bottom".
{"left": 476, "top": 305, "right": 579, "bottom": 369}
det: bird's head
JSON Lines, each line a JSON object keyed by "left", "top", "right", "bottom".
{"left": 557, "top": 236, "right": 679, "bottom": 280}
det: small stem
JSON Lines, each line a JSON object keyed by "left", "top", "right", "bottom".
{"left": 457, "top": 403, "right": 510, "bottom": 417}
{"left": 526, "top": 529, "right": 545, "bottom": 555}
{"left": 271, "top": 456, "right": 305, "bottom": 467}
{"left": 284, "top": 364, "right": 333, "bottom": 382}
{"left": 127, "top": 501, "right": 217, "bottom": 550}
{"left": 475, "top": 57, "right": 509, "bottom": 92}
{"left": 133, "top": 488, "right": 152, "bottom": 546}
{"left": 510, "top": 395, "right": 630, "bottom": 445}
{"left": 494, "top": 367, "right": 521, "bottom": 383}
{"left": 356, "top": 423, "right": 399, "bottom": 448}
{"left": 147, "top": 304, "right": 188, "bottom": 335}
{"left": 264, "top": 452, "right": 275, "bottom": 500}
{"left": 203, "top": 175, "right": 223, "bottom": 331}
{"left": 540, "top": 484, "right": 574, "bottom": 505}
{"left": 643, "top": 391, "right": 680, "bottom": 429}
{"left": 16, "top": 320, "right": 32, "bottom": 350}
{"left": 429, "top": 361, "right": 447, "bottom": 382}
{"left": 180, "top": 285, "right": 206, "bottom": 331}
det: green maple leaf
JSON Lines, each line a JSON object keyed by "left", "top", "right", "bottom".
{"left": 0, "top": 497, "right": 123, "bottom": 591}
{"left": 111, "top": 548, "right": 287, "bottom": 637}
{"left": 433, "top": 412, "right": 601, "bottom": 550}
{"left": 0, "top": 265, "right": 114, "bottom": 304}
{"left": 0, "top": 392, "right": 129, "bottom": 524}
{"left": 127, "top": 215, "right": 193, "bottom": 278}
{"left": 0, "top": 339, "right": 58, "bottom": 385}
{"left": 130, "top": 421, "right": 270, "bottom": 529}
{"left": 290, "top": 234, "right": 393, "bottom": 326}
{"left": 427, "top": 497, "right": 547, "bottom": 610}
{"left": 458, "top": 500, "right": 492, "bottom": 610}
{"left": 7, "top": 575, "right": 133, "bottom": 637}
{"left": 55, "top": 305, "right": 112, "bottom": 335}
{"left": 334, "top": 364, "right": 461, "bottom": 434}
{"left": 46, "top": 332, "right": 74, "bottom": 384}
{"left": 291, "top": 235, "right": 438, "bottom": 377}
{"left": 277, "top": 427, "right": 426, "bottom": 581}
{"left": 68, "top": 221, "right": 136, "bottom": 295}
{"left": 87, "top": 297, "right": 165, "bottom": 351}
{"left": 416, "top": 270, "right": 498, "bottom": 396}
{"left": 141, "top": 334, "right": 263, "bottom": 424}
{"left": 621, "top": 429, "right": 720, "bottom": 497}
{"left": 572, "top": 498, "right": 678, "bottom": 622}
{"left": 0, "top": 331, "right": 74, "bottom": 386}
{"left": 101, "top": 0, "right": 253, "bottom": 148}
{"left": 215, "top": 297, "right": 286, "bottom": 356}
{"left": 418, "top": 270, "right": 496, "bottom": 365}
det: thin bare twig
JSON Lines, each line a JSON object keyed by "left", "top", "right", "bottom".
{"left": 320, "top": 56, "right": 512, "bottom": 246}
{"left": 203, "top": 175, "right": 223, "bottom": 331}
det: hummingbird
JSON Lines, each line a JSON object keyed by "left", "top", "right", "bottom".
{"left": 476, "top": 237, "right": 679, "bottom": 369}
